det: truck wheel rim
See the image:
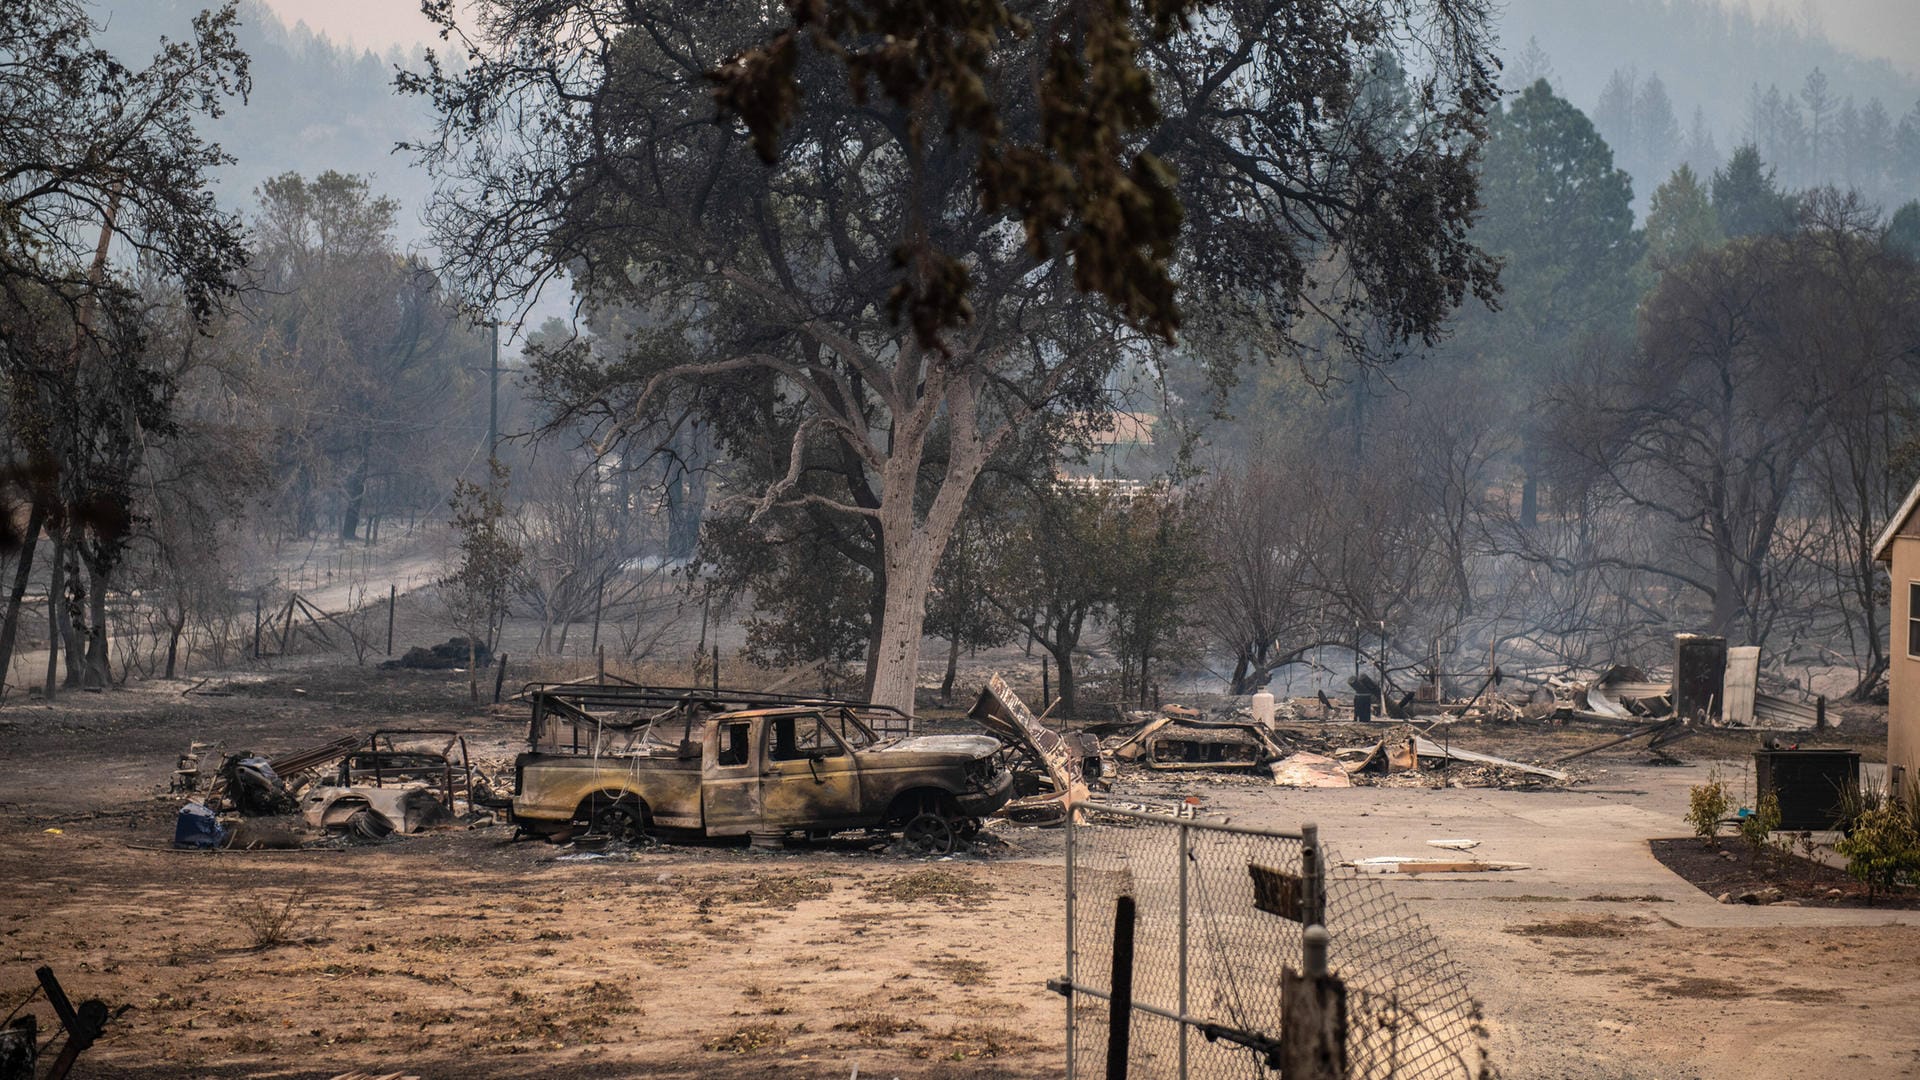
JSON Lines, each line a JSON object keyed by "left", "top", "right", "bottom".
{"left": 903, "top": 812, "right": 955, "bottom": 856}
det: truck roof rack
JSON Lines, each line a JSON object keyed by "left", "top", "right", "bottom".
{"left": 517, "top": 683, "right": 912, "bottom": 752}
{"left": 518, "top": 682, "right": 902, "bottom": 714}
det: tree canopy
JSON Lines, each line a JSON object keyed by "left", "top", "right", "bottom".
{"left": 402, "top": 0, "right": 1500, "bottom": 709}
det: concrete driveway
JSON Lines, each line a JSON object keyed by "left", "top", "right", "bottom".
{"left": 1190, "top": 758, "right": 1920, "bottom": 1078}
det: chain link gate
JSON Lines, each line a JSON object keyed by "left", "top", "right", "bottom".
{"left": 1058, "top": 802, "right": 1488, "bottom": 1080}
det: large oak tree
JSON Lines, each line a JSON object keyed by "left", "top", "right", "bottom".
{"left": 405, "top": 0, "right": 1499, "bottom": 710}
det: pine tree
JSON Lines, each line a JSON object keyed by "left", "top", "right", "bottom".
{"left": 1473, "top": 80, "right": 1640, "bottom": 527}
{"left": 1712, "top": 145, "right": 1797, "bottom": 238}
{"left": 1888, "top": 202, "right": 1920, "bottom": 262}
{"left": 1855, "top": 99, "right": 1894, "bottom": 206}
{"left": 1684, "top": 106, "right": 1723, "bottom": 177}
{"left": 1800, "top": 68, "right": 1837, "bottom": 175}
{"left": 1895, "top": 100, "right": 1920, "bottom": 198}
{"left": 1645, "top": 165, "right": 1722, "bottom": 269}
{"left": 1595, "top": 69, "right": 1640, "bottom": 179}
{"left": 1634, "top": 74, "right": 1683, "bottom": 191}
{"left": 1506, "top": 36, "right": 1555, "bottom": 93}
{"left": 1747, "top": 84, "right": 1806, "bottom": 186}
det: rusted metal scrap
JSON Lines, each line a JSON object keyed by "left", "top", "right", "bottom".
{"left": 301, "top": 784, "right": 454, "bottom": 839}
{"left": 969, "top": 673, "right": 1089, "bottom": 822}
{"left": 1584, "top": 665, "right": 1673, "bottom": 720}
{"left": 1344, "top": 735, "right": 1569, "bottom": 784}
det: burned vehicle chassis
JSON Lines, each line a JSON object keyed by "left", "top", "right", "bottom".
{"left": 508, "top": 684, "right": 1012, "bottom": 854}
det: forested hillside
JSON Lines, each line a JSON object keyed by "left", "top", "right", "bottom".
{"left": 95, "top": 0, "right": 440, "bottom": 240}
{"left": 1502, "top": 0, "right": 1920, "bottom": 213}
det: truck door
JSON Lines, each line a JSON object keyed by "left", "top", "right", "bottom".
{"left": 761, "top": 711, "right": 862, "bottom": 830}
{"left": 701, "top": 718, "right": 762, "bottom": 836}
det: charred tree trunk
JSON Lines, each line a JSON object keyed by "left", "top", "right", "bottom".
{"left": 340, "top": 436, "right": 370, "bottom": 542}
{"left": 44, "top": 530, "right": 62, "bottom": 700}
{"left": 1128, "top": 638, "right": 1144, "bottom": 707}
{"left": 57, "top": 527, "right": 85, "bottom": 689}
{"left": 294, "top": 463, "right": 316, "bottom": 538}
{"left": 1850, "top": 655, "right": 1888, "bottom": 703}
{"left": 0, "top": 499, "right": 46, "bottom": 691}
{"left": 861, "top": 581, "right": 886, "bottom": 701}
{"left": 1051, "top": 635, "right": 1079, "bottom": 719}
{"left": 163, "top": 594, "right": 186, "bottom": 680}
{"left": 1229, "top": 652, "right": 1251, "bottom": 696}
{"left": 85, "top": 563, "right": 111, "bottom": 688}
{"left": 941, "top": 634, "right": 961, "bottom": 703}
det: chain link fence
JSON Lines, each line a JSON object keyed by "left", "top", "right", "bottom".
{"left": 1062, "top": 801, "right": 1487, "bottom": 1080}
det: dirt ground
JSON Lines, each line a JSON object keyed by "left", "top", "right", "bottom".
{"left": 5, "top": 653, "right": 1920, "bottom": 1079}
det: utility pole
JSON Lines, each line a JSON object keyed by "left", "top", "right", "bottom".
{"left": 488, "top": 320, "right": 500, "bottom": 471}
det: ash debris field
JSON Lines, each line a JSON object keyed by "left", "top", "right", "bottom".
{"left": 2, "top": 657, "right": 1917, "bottom": 1079}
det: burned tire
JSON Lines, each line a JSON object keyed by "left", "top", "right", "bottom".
{"left": 346, "top": 808, "right": 393, "bottom": 842}
{"left": 902, "top": 812, "right": 956, "bottom": 856}
{"left": 589, "top": 800, "right": 654, "bottom": 848}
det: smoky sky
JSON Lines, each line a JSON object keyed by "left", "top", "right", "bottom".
{"left": 260, "top": 0, "right": 1918, "bottom": 73}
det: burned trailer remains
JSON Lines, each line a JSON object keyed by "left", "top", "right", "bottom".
{"left": 336, "top": 729, "right": 476, "bottom": 811}
{"left": 301, "top": 730, "right": 487, "bottom": 839}
{"left": 508, "top": 684, "right": 1011, "bottom": 853}
{"left": 1106, "top": 706, "right": 1288, "bottom": 772}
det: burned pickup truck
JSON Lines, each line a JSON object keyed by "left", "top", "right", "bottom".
{"left": 508, "top": 685, "right": 1012, "bottom": 854}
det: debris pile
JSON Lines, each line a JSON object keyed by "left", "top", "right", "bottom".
{"left": 381, "top": 636, "right": 492, "bottom": 670}
{"left": 172, "top": 729, "right": 495, "bottom": 850}
{"left": 1075, "top": 702, "right": 1577, "bottom": 791}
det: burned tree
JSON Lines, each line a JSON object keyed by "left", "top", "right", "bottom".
{"left": 405, "top": 0, "right": 1497, "bottom": 710}
{"left": 0, "top": 1, "right": 250, "bottom": 690}
{"left": 241, "top": 172, "right": 489, "bottom": 542}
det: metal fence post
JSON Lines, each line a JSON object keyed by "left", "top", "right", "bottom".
{"left": 1304, "top": 922, "right": 1329, "bottom": 979}
{"left": 1065, "top": 803, "right": 1077, "bottom": 1075}
{"left": 1177, "top": 820, "right": 1190, "bottom": 1079}
{"left": 1302, "top": 822, "right": 1324, "bottom": 927}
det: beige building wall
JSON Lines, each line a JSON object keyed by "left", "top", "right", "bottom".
{"left": 1890, "top": 533, "right": 1920, "bottom": 796}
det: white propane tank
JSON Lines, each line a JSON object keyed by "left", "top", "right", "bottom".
{"left": 1251, "top": 689, "right": 1276, "bottom": 726}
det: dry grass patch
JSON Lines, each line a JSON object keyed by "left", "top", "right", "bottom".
{"left": 913, "top": 1022, "right": 1036, "bottom": 1061}
{"left": 703, "top": 1021, "right": 789, "bottom": 1054}
{"left": 865, "top": 868, "right": 993, "bottom": 907}
{"left": 234, "top": 889, "right": 322, "bottom": 949}
{"left": 699, "top": 871, "right": 835, "bottom": 910}
{"left": 921, "top": 956, "right": 990, "bottom": 986}
{"left": 1653, "top": 975, "right": 1753, "bottom": 999}
{"left": 833, "top": 1013, "right": 926, "bottom": 1042}
{"left": 1505, "top": 915, "right": 1644, "bottom": 938}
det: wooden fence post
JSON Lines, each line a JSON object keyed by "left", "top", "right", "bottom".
{"left": 1105, "top": 895, "right": 1136, "bottom": 1080}
{"left": 1281, "top": 925, "right": 1348, "bottom": 1079}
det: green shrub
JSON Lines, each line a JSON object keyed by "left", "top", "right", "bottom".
{"left": 1837, "top": 782, "right": 1885, "bottom": 833}
{"left": 1835, "top": 802, "right": 1920, "bottom": 903}
{"left": 1738, "top": 792, "right": 1781, "bottom": 864}
{"left": 1686, "top": 772, "right": 1730, "bottom": 843}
